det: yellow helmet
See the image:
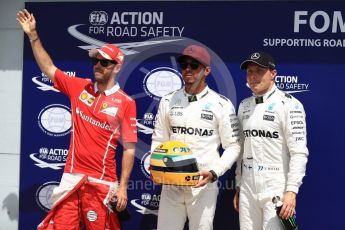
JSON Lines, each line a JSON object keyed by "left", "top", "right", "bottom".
{"left": 150, "top": 140, "right": 200, "bottom": 186}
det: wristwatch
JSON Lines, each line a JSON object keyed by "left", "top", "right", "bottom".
{"left": 209, "top": 170, "right": 218, "bottom": 183}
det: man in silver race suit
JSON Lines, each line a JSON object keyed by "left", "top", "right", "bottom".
{"left": 233, "top": 52, "right": 309, "bottom": 230}
{"left": 151, "top": 44, "right": 241, "bottom": 230}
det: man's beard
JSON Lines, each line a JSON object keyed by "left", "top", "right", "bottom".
{"left": 94, "top": 71, "right": 112, "bottom": 84}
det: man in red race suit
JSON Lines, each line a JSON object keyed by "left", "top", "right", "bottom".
{"left": 17, "top": 9, "right": 137, "bottom": 230}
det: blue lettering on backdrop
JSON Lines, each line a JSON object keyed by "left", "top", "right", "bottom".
{"left": 20, "top": 1, "right": 345, "bottom": 230}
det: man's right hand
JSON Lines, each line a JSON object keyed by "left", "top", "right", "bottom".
{"left": 16, "top": 9, "right": 57, "bottom": 82}
{"left": 16, "top": 9, "right": 37, "bottom": 39}
{"left": 233, "top": 186, "right": 240, "bottom": 212}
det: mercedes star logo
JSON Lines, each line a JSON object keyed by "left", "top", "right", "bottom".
{"left": 251, "top": 53, "right": 260, "bottom": 59}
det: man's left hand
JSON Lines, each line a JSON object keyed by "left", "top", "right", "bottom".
{"left": 194, "top": 170, "right": 213, "bottom": 188}
{"left": 280, "top": 191, "right": 297, "bottom": 219}
{"left": 115, "top": 187, "right": 128, "bottom": 212}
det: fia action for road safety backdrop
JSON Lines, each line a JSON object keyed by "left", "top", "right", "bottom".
{"left": 20, "top": 1, "right": 345, "bottom": 230}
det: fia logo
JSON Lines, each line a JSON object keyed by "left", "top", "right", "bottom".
{"left": 89, "top": 11, "right": 108, "bottom": 25}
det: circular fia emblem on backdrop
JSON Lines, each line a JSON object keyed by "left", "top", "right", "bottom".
{"left": 38, "top": 104, "right": 72, "bottom": 137}
{"left": 143, "top": 67, "right": 183, "bottom": 100}
{"left": 35, "top": 181, "right": 59, "bottom": 212}
{"left": 140, "top": 151, "right": 152, "bottom": 178}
